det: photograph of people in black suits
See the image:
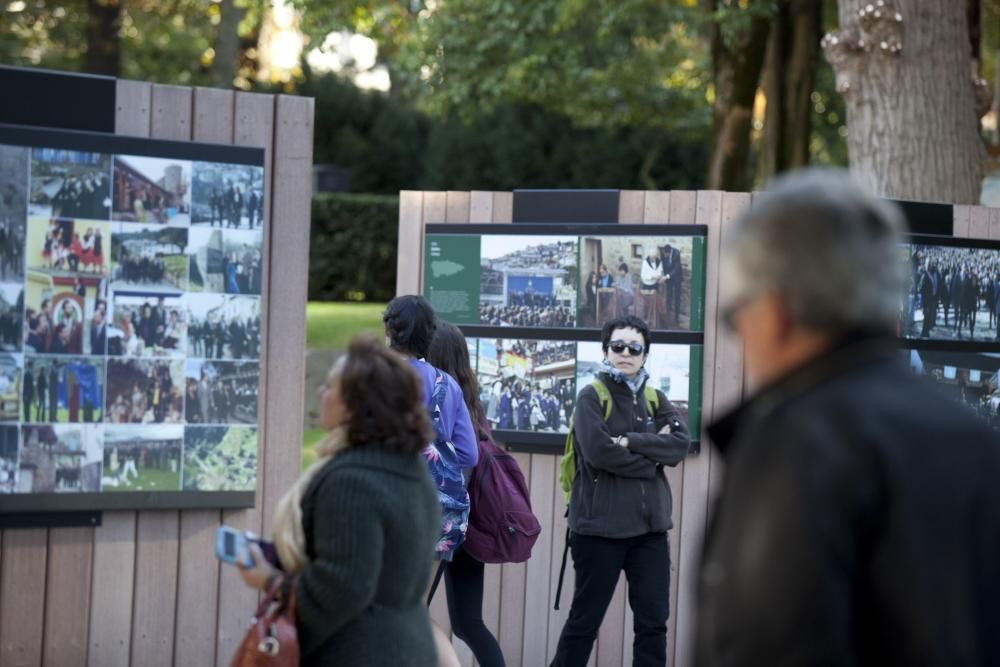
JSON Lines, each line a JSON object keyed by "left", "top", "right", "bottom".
{"left": 479, "top": 235, "right": 577, "bottom": 328}
{"left": 20, "top": 355, "right": 104, "bottom": 424}
{"left": 28, "top": 148, "right": 111, "bottom": 222}
{"left": 184, "top": 359, "right": 259, "bottom": 425}
{"left": 185, "top": 293, "right": 260, "bottom": 361}
{"left": 110, "top": 224, "right": 188, "bottom": 291}
{"left": 190, "top": 162, "right": 264, "bottom": 230}
{"left": 0, "top": 283, "right": 22, "bottom": 352}
{"left": 0, "top": 145, "right": 28, "bottom": 282}
{"left": 579, "top": 236, "right": 694, "bottom": 330}
{"left": 108, "top": 292, "right": 186, "bottom": 358}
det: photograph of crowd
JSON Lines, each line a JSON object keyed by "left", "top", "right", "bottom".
{"left": 0, "top": 145, "right": 28, "bottom": 281}
{"left": 579, "top": 236, "right": 695, "bottom": 330}
{"left": 0, "top": 283, "right": 22, "bottom": 352}
{"left": 186, "top": 227, "right": 262, "bottom": 295}
{"left": 477, "top": 338, "right": 576, "bottom": 433}
{"left": 183, "top": 425, "right": 257, "bottom": 491}
{"left": 101, "top": 424, "right": 183, "bottom": 491}
{"left": 906, "top": 349, "right": 1000, "bottom": 433}
{"left": 18, "top": 424, "right": 102, "bottom": 493}
{"left": 0, "top": 354, "right": 20, "bottom": 422}
{"left": 186, "top": 294, "right": 261, "bottom": 360}
{"left": 26, "top": 218, "right": 109, "bottom": 276}
{"left": 191, "top": 162, "right": 264, "bottom": 230}
{"left": 21, "top": 356, "right": 104, "bottom": 424}
{"left": 110, "top": 224, "right": 188, "bottom": 290}
{"left": 480, "top": 236, "right": 577, "bottom": 328}
{"left": 108, "top": 293, "right": 186, "bottom": 358}
{"left": 28, "top": 148, "right": 111, "bottom": 221}
{"left": 0, "top": 425, "right": 17, "bottom": 492}
{"left": 105, "top": 358, "right": 184, "bottom": 424}
{"left": 112, "top": 155, "right": 191, "bottom": 225}
{"left": 23, "top": 284, "right": 91, "bottom": 355}
{"left": 185, "top": 360, "right": 259, "bottom": 425}
{"left": 903, "top": 244, "right": 1000, "bottom": 342}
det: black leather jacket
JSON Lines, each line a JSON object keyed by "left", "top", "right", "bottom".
{"left": 695, "top": 336, "right": 1000, "bottom": 666}
{"left": 568, "top": 372, "right": 690, "bottom": 539}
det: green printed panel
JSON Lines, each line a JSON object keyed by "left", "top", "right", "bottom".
{"left": 423, "top": 234, "right": 481, "bottom": 324}
{"left": 690, "top": 236, "right": 707, "bottom": 332}
{"left": 688, "top": 344, "right": 704, "bottom": 437}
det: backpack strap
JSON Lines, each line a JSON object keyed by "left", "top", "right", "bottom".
{"left": 643, "top": 384, "right": 660, "bottom": 418}
{"left": 590, "top": 379, "right": 612, "bottom": 421}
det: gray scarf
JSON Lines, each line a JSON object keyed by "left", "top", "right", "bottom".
{"left": 600, "top": 358, "right": 649, "bottom": 396}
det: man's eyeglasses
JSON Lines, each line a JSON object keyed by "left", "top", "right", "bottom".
{"left": 609, "top": 340, "right": 644, "bottom": 357}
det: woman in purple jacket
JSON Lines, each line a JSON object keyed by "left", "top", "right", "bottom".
{"left": 383, "top": 295, "right": 478, "bottom": 667}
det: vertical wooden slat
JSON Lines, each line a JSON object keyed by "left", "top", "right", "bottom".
{"left": 595, "top": 576, "right": 627, "bottom": 667}
{"left": 43, "top": 527, "right": 94, "bottom": 667}
{"left": 988, "top": 206, "right": 1000, "bottom": 240}
{"left": 0, "top": 528, "right": 47, "bottom": 666}
{"left": 953, "top": 204, "right": 972, "bottom": 236}
{"left": 491, "top": 193, "right": 513, "bottom": 224}
{"left": 87, "top": 77, "right": 152, "bottom": 667}
{"left": 469, "top": 191, "right": 494, "bottom": 223}
{"left": 522, "top": 455, "right": 556, "bottom": 665}
{"left": 217, "top": 89, "right": 276, "bottom": 666}
{"left": 396, "top": 191, "right": 425, "bottom": 296}
{"left": 618, "top": 191, "right": 646, "bottom": 224}
{"left": 88, "top": 513, "right": 137, "bottom": 667}
{"left": 673, "top": 190, "right": 723, "bottom": 667}
{"left": 546, "top": 464, "right": 573, "bottom": 665}
{"left": 497, "top": 451, "right": 530, "bottom": 666}
{"left": 446, "top": 191, "right": 472, "bottom": 223}
{"left": 642, "top": 191, "right": 671, "bottom": 226}
{"left": 969, "top": 205, "right": 991, "bottom": 239}
{"left": 668, "top": 191, "right": 698, "bottom": 223}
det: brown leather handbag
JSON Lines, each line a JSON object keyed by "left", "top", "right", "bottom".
{"left": 230, "top": 576, "right": 299, "bottom": 667}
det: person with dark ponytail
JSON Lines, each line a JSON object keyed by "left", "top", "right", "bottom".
{"left": 427, "top": 321, "right": 506, "bottom": 667}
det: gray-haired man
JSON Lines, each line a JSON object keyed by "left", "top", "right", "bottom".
{"left": 694, "top": 169, "right": 1000, "bottom": 666}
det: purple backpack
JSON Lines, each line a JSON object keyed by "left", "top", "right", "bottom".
{"left": 462, "top": 422, "right": 541, "bottom": 564}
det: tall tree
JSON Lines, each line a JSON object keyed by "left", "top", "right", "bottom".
{"left": 85, "top": 0, "right": 121, "bottom": 76}
{"left": 824, "top": 0, "right": 985, "bottom": 204}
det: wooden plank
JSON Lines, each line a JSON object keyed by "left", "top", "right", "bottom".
{"left": 0, "top": 528, "right": 47, "bottom": 667}
{"left": 492, "top": 193, "right": 513, "bottom": 224}
{"left": 260, "top": 94, "right": 313, "bottom": 537}
{"left": 396, "top": 191, "right": 425, "bottom": 296}
{"left": 643, "top": 191, "right": 671, "bottom": 225}
{"left": 618, "top": 191, "right": 645, "bottom": 224}
{"left": 193, "top": 86, "right": 234, "bottom": 143}
{"left": 88, "top": 513, "right": 137, "bottom": 667}
{"left": 497, "top": 452, "right": 530, "bottom": 666}
{"left": 969, "top": 205, "right": 991, "bottom": 240}
{"left": 595, "top": 575, "right": 627, "bottom": 667}
{"left": 43, "top": 527, "right": 94, "bottom": 667}
{"left": 988, "top": 206, "right": 1000, "bottom": 240}
{"left": 87, "top": 78, "right": 153, "bottom": 667}
{"left": 522, "top": 454, "right": 556, "bottom": 665}
{"left": 469, "top": 191, "right": 494, "bottom": 223}
{"left": 446, "top": 191, "right": 471, "bottom": 223}
{"left": 481, "top": 562, "right": 502, "bottom": 660}
{"left": 673, "top": 190, "right": 723, "bottom": 667}
{"left": 668, "top": 191, "right": 698, "bottom": 224}
{"left": 546, "top": 464, "right": 573, "bottom": 665}
{"left": 953, "top": 204, "right": 972, "bottom": 236}
{"left": 151, "top": 84, "right": 193, "bottom": 141}
{"left": 424, "top": 192, "right": 448, "bottom": 224}
{"left": 130, "top": 512, "right": 180, "bottom": 667}
{"left": 217, "top": 89, "right": 276, "bottom": 666}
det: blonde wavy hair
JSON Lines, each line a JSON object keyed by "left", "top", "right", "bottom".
{"left": 271, "top": 425, "right": 348, "bottom": 573}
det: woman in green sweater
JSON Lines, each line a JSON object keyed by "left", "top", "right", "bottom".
{"left": 239, "top": 333, "right": 441, "bottom": 665}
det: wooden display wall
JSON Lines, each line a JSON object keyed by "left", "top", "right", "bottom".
{"left": 0, "top": 80, "right": 313, "bottom": 667}
{"left": 397, "top": 190, "right": 1000, "bottom": 667}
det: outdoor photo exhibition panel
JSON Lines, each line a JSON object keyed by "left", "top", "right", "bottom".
{"left": 424, "top": 224, "right": 707, "bottom": 453}
{"left": 0, "top": 124, "right": 264, "bottom": 512}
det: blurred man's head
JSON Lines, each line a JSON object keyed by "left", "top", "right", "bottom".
{"left": 720, "top": 168, "right": 907, "bottom": 389}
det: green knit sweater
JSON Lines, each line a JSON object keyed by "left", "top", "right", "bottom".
{"left": 295, "top": 445, "right": 440, "bottom": 665}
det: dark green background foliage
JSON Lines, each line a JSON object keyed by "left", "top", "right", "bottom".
{"left": 308, "top": 192, "right": 399, "bottom": 302}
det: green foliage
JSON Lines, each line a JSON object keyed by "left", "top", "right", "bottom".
{"left": 183, "top": 426, "right": 257, "bottom": 491}
{"left": 309, "top": 193, "right": 399, "bottom": 302}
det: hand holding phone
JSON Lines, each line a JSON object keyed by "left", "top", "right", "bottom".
{"left": 215, "top": 525, "right": 254, "bottom": 568}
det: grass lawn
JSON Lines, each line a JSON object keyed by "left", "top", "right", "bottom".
{"left": 306, "top": 301, "right": 385, "bottom": 349}
{"left": 103, "top": 466, "right": 181, "bottom": 492}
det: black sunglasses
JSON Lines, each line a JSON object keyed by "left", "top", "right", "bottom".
{"left": 608, "top": 340, "right": 645, "bottom": 357}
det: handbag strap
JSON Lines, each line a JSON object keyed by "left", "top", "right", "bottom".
{"left": 254, "top": 575, "right": 296, "bottom": 619}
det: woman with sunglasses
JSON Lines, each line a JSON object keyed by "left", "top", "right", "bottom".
{"left": 551, "top": 315, "right": 690, "bottom": 667}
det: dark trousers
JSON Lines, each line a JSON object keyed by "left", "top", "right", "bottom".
{"left": 428, "top": 548, "right": 506, "bottom": 667}
{"left": 551, "top": 532, "right": 670, "bottom": 667}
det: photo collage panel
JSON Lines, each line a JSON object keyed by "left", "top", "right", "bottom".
{"left": 0, "top": 141, "right": 264, "bottom": 496}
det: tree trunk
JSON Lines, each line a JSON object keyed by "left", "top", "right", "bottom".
{"left": 761, "top": 0, "right": 823, "bottom": 181}
{"left": 707, "top": 5, "right": 772, "bottom": 191}
{"left": 211, "top": 0, "right": 244, "bottom": 88}
{"left": 85, "top": 0, "right": 121, "bottom": 77}
{"left": 824, "top": 0, "right": 984, "bottom": 204}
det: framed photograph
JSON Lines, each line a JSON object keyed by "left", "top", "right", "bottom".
{"left": 23, "top": 274, "right": 98, "bottom": 356}
{"left": 112, "top": 155, "right": 191, "bottom": 225}
{"left": 19, "top": 424, "right": 103, "bottom": 493}
{"left": 0, "top": 144, "right": 28, "bottom": 282}
{"left": 904, "top": 348, "right": 1000, "bottom": 433}
{"left": 26, "top": 217, "right": 110, "bottom": 278}
{"left": 108, "top": 292, "right": 186, "bottom": 358}
{"left": 0, "top": 354, "right": 21, "bottom": 422}
{"left": 101, "top": 424, "right": 183, "bottom": 492}
{"left": 184, "top": 359, "right": 259, "bottom": 425}
{"left": 0, "top": 425, "right": 18, "bottom": 492}
{"left": 186, "top": 227, "right": 262, "bottom": 295}
{"left": 21, "top": 355, "right": 104, "bottom": 424}
{"left": 109, "top": 223, "right": 188, "bottom": 291}
{"left": 182, "top": 425, "right": 257, "bottom": 491}
{"left": 105, "top": 358, "right": 184, "bottom": 424}
{"left": 0, "top": 282, "right": 23, "bottom": 352}
{"left": 28, "top": 148, "right": 111, "bottom": 221}
{"left": 190, "top": 162, "right": 265, "bottom": 230}
{"left": 479, "top": 236, "right": 578, "bottom": 328}
{"left": 185, "top": 294, "right": 261, "bottom": 361}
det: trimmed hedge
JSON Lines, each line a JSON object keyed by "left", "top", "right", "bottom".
{"left": 309, "top": 193, "right": 399, "bottom": 302}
